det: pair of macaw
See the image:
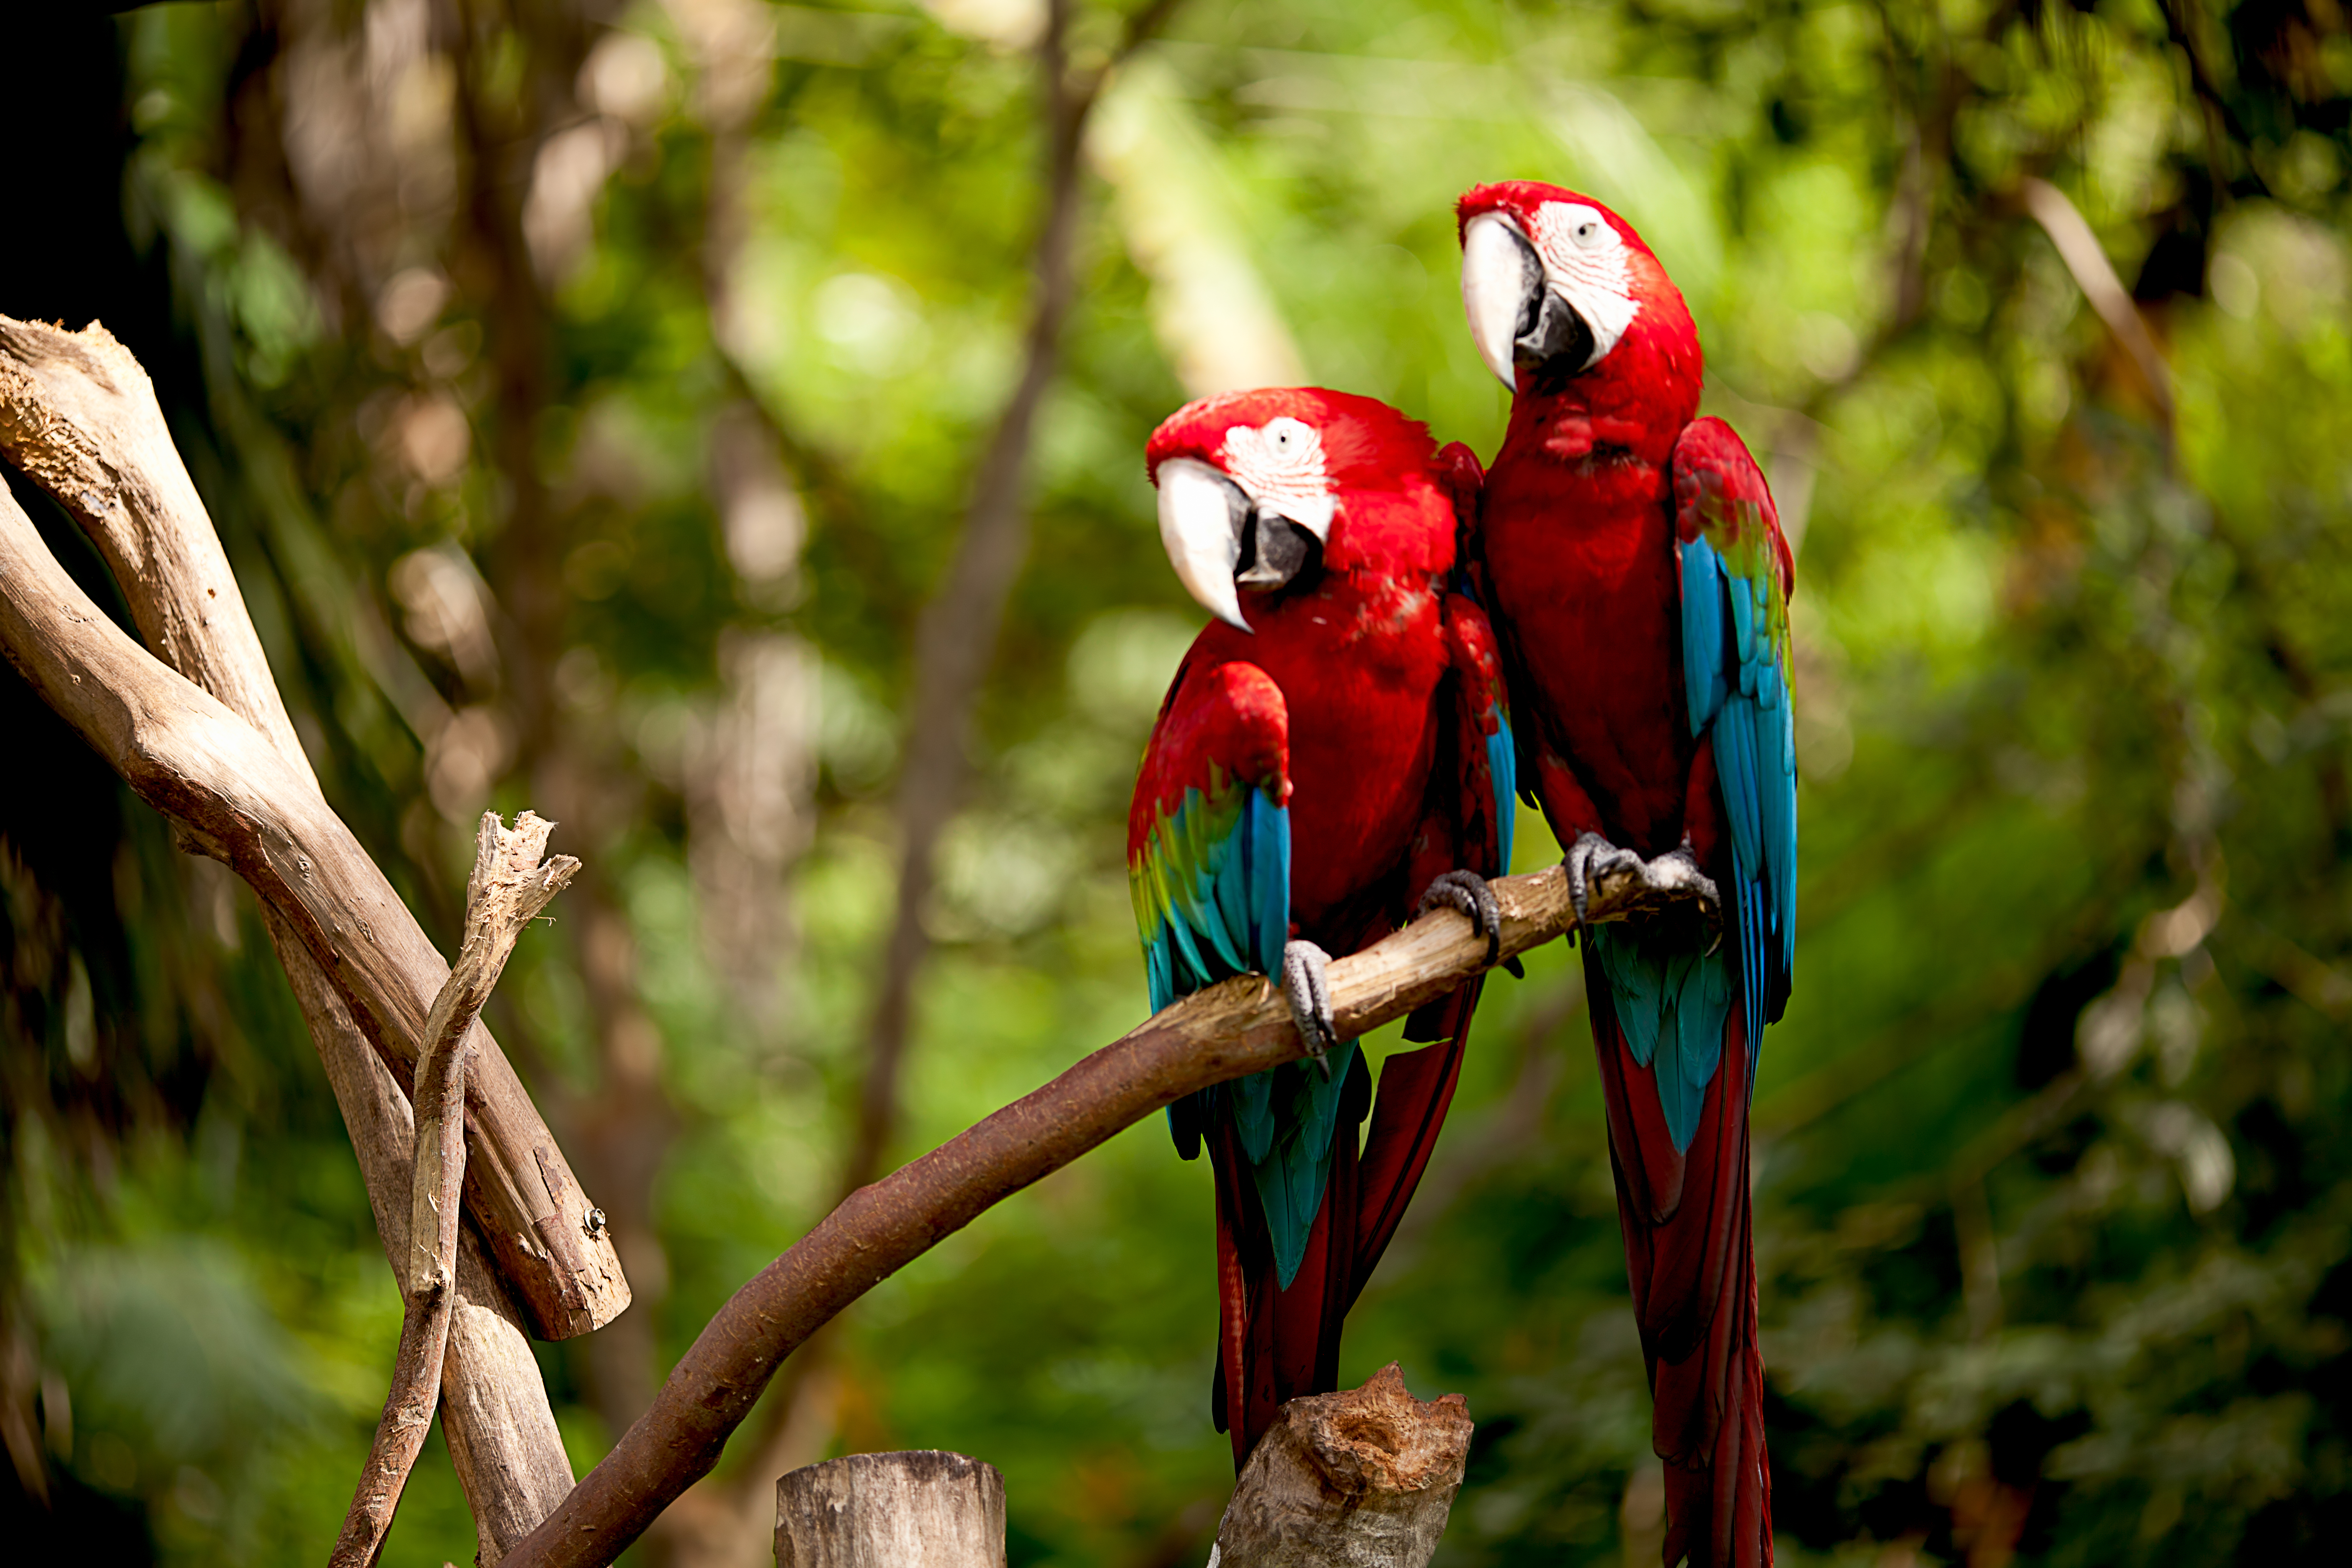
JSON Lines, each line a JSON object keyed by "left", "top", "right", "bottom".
{"left": 1127, "top": 182, "right": 1795, "bottom": 1568}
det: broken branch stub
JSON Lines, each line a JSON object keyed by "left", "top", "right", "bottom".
{"left": 0, "top": 315, "right": 626, "bottom": 1342}
{"left": 1210, "top": 1364, "right": 1471, "bottom": 1568}
{"left": 333, "top": 812, "right": 578, "bottom": 1568}
{"left": 410, "top": 812, "right": 582, "bottom": 1298}
{"left": 774, "top": 1452, "right": 1007, "bottom": 1568}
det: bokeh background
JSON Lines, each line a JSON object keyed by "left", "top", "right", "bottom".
{"left": 3, "top": 1, "right": 2349, "bottom": 1563}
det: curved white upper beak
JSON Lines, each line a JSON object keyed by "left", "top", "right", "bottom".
{"left": 1462, "top": 212, "right": 1541, "bottom": 391}
{"left": 1155, "top": 457, "right": 1253, "bottom": 632}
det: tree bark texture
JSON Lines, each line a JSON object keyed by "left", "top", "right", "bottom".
{"left": 0, "top": 314, "right": 628, "bottom": 1341}
{"left": 503, "top": 846, "right": 1672, "bottom": 1568}
{"left": 774, "top": 1452, "right": 1007, "bottom": 1568}
{"left": 1209, "top": 1364, "right": 1471, "bottom": 1568}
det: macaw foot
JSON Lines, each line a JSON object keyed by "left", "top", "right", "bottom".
{"left": 1645, "top": 841, "right": 1724, "bottom": 952}
{"left": 1416, "top": 869, "right": 1522, "bottom": 976}
{"left": 1564, "top": 831, "right": 1645, "bottom": 928}
{"left": 1282, "top": 939, "right": 1340, "bottom": 1079}
{"left": 1564, "top": 833, "right": 1725, "bottom": 949}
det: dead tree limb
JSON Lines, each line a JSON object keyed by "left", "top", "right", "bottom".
{"left": 505, "top": 851, "right": 1666, "bottom": 1568}
{"left": 1209, "top": 1364, "right": 1471, "bottom": 1568}
{"left": 0, "top": 315, "right": 627, "bottom": 1341}
{"left": 0, "top": 315, "right": 601, "bottom": 1550}
{"left": 289, "top": 945, "right": 576, "bottom": 1561}
{"left": 334, "top": 812, "right": 579, "bottom": 1568}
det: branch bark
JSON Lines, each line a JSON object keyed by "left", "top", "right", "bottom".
{"left": 504, "top": 852, "right": 1668, "bottom": 1568}
{"left": 0, "top": 315, "right": 628, "bottom": 1341}
{"left": 1208, "top": 1364, "right": 1471, "bottom": 1568}
{"left": 335, "top": 812, "right": 580, "bottom": 1567}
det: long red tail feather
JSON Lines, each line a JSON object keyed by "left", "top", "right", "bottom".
{"left": 1206, "top": 1106, "right": 1363, "bottom": 1470}
{"left": 1586, "top": 948, "right": 1772, "bottom": 1567}
{"left": 1351, "top": 979, "right": 1481, "bottom": 1304}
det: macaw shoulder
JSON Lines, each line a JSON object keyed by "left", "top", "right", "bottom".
{"left": 1671, "top": 416, "right": 1792, "bottom": 597}
{"left": 1129, "top": 656, "right": 1292, "bottom": 857}
{"left": 1442, "top": 592, "right": 1506, "bottom": 717}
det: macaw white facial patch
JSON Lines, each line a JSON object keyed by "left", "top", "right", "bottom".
{"left": 1220, "top": 416, "right": 1336, "bottom": 540}
{"left": 1528, "top": 201, "right": 1640, "bottom": 365}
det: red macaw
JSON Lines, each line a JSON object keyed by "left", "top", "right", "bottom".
{"left": 1455, "top": 182, "right": 1796, "bottom": 1567}
{"left": 1128, "top": 387, "right": 1516, "bottom": 1468}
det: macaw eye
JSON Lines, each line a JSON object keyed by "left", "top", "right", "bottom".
{"left": 1572, "top": 219, "right": 1607, "bottom": 248}
{"left": 1262, "top": 416, "right": 1311, "bottom": 452}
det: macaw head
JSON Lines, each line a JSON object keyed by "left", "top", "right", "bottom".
{"left": 1145, "top": 387, "right": 1441, "bottom": 632}
{"left": 1455, "top": 181, "right": 1699, "bottom": 413}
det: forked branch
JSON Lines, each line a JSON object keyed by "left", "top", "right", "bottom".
{"left": 332, "top": 813, "right": 579, "bottom": 1568}
{"left": 0, "top": 316, "right": 626, "bottom": 1343}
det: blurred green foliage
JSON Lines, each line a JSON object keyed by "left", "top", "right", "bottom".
{"left": 4, "top": 2, "right": 2352, "bottom": 1565}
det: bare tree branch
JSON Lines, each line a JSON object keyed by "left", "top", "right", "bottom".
{"left": 0, "top": 316, "right": 628, "bottom": 1343}
{"left": 504, "top": 854, "right": 1677, "bottom": 1568}
{"left": 0, "top": 314, "right": 593, "bottom": 1552}
{"left": 334, "top": 813, "right": 580, "bottom": 1567}
{"left": 289, "top": 938, "right": 577, "bottom": 1562}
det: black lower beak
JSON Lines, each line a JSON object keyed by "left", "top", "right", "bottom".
{"left": 1515, "top": 290, "right": 1595, "bottom": 379}
{"left": 1235, "top": 508, "right": 1318, "bottom": 593}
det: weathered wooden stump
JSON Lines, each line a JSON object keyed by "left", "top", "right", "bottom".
{"left": 1211, "top": 1363, "right": 1473, "bottom": 1568}
{"left": 775, "top": 1450, "right": 1007, "bottom": 1567}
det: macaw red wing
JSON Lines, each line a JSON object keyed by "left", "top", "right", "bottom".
{"left": 1128, "top": 653, "right": 1362, "bottom": 1284}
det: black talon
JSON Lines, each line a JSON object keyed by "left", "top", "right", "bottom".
{"left": 1563, "top": 830, "right": 1643, "bottom": 928}
{"left": 1282, "top": 939, "right": 1338, "bottom": 1078}
{"left": 1416, "top": 868, "right": 1504, "bottom": 967}
{"left": 1645, "top": 838, "right": 1725, "bottom": 952}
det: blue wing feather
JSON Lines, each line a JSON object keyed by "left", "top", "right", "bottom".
{"left": 1589, "top": 421, "right": 1794, "bottom": 1152}
{"left": 1488, "top": 717, "right": 1518, "bottom": 873}
{"left": 1673, "top": 418, "right": 1798, "bottom": 1066}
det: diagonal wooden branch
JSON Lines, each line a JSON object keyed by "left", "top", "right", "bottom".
{"left": 333, "top": 812, "right": 579, "bottom": 1568}
{"left": 0, "top": 314, "right": 596, "bottom": 1553}
{"left": 0, "top": 314, "right": 626, "bottom": 1344}
{"left": 503, "top": 854, "right": 1672, "bottom": 1568}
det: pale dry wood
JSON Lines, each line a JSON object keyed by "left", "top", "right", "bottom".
{"left": 1209, "top": 1364, "right": 1471, "bottom": 1568}
{"left": 333, "top": 812, "right": 580, "bottom": 1568}
{"left": 289, "top": 933, "right": 575, "bottom": 1563}
{"left": 505, "top": 851, "right": 1661, "bottom": 1568}
{"left": 0, "top": 314, "right": 627, "bottom": 1341}
{"left": 773, "top": 1452, "right": 1006, "bottom": 1568}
